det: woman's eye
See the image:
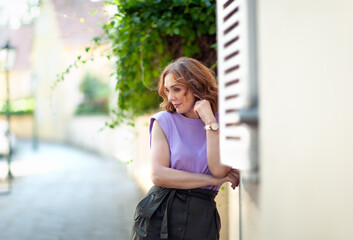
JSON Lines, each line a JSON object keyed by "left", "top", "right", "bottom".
{"left": 174, "top": 88, "right": 180, "bottom": 92}
{"left": 165, "top": 89, "right": 169, "bottom": 93}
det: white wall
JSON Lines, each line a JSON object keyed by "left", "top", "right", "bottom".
{"left": 258, "top": 1, "right": 353, "bottom": 239}
{"left": 68, "top": 115, "right": 135, "bottom": 162}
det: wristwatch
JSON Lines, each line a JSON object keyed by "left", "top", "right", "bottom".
{"left": 204, "top": 122, "right": 219, "bottom": 131}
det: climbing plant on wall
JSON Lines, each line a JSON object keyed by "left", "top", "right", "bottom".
{"left": 57, "top": 0, "right": 217, "bottom": 127}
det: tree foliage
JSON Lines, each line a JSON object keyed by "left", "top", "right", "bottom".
{"left": 58, "top": 0, "right": 217, "bottom": 126}
{"left": 75, "top": 73, "right": 110, "bottom": 115}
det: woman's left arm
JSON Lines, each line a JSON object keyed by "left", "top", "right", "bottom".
{"left": 194, "top": 100, "right": 232, "bottom": 178}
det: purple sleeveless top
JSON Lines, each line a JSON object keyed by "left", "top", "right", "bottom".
{"left": 149, "top": 111, "right": 220, "bottom": 191}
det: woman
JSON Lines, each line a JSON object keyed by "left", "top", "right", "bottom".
{"left": 131, "top": 57, "right": 239, "bottom": 240}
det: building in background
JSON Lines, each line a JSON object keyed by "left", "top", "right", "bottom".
{"left": 0, "top": 0, "right": 134, "bottom": 161}
{"left": 31, "top": 0, "right": 108, "bottom": 142}
{"left": 0, "top": 25, "right": 34, "bottom": 138}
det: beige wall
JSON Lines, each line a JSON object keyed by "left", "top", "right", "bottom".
{"left": 216, "top": 185, "right": 230, "bottom": 240}
{"left": 0, "top": 115, "right": 33, "bottom": 139}
{"left": 228, "top": 178, "right": 259, "bottom": 240}
{"left": 0, "top": 70, "right": 32, "bottom": 102}
{"left": 224, "top": 1, "right": 353, "bottom": 239}
{"left": 68, "top": 115, "right": 135, "bottom": 161}
{"left": 32, "top": 0, "right": 63, "bottom": 142}
{"left": 228, "top": 185, "right": 240, "bottom": 240}
{"left": 130, "top": 114, "right": 153, "bottom": 193}
{"left": 31, "top": 0, "right": 111, "bottom": 142}
{"left": 258, "top": 0, "right": 353, "bottom": 239}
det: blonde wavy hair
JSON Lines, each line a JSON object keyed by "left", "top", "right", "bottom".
{"left": 158, "top": 57, "right": 218, "bottom": 114}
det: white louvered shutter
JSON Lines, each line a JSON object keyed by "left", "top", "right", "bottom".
{"left": 217, "top": 0, "right": 258, "bottom": 171}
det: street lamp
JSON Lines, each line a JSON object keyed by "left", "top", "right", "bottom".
{"left": 0, "top": 41, "right": 17, "bottom": 179}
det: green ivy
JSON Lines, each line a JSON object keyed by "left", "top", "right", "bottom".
{"left": 57, "top": 0, "right": 217, "bottom": 126}
{"left": 75, "top": 73, "right": 110, "bottom": 115}
{"left": 0, "top": 97, "right": 35, "bottom": 115}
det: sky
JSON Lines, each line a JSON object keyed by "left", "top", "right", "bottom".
{"left": 0, "top": 0, "right": 40, "bottom": 29}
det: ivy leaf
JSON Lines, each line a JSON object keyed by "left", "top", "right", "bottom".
{"left": 133, "top": 16, "right": 140, "bottom": 23}
{"left": 93, "top": 36, "right": 101, "bottom": 45}
{"left": 89, "top": 8, "right": 97, "bottom": 15}
{"left": 208, "top": 24, "right": 216, "bottom": 35}
{"left": 165, "top": 20, "right": 172, "bottom": 27}
{"left": 202, "top": 0, "right": 212, "bottom": 7}
{"left": 173, "top": 27, "right": 180, "bottom": 35}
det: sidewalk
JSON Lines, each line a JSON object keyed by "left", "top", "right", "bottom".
{"left": 0, "top": 140, "right": 142, "bottom": 240}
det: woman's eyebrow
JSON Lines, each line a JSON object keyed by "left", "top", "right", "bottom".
{"left": 164, "top": 84, "right": 180, "bottom": 89}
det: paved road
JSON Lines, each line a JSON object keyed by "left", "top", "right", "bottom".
{"left": 0, "top": 140, "right": 142, "bottom": 240}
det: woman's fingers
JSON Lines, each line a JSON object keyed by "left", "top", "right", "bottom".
{"left": 194, "top": 99, "right": 216, "bottom": 124}
{"left": 226, "top": 169, "right": 240, "bottom": 189}
{"left": 233, "top": 169, "right": 240, "bottom": 187}
{"left": 228, "top": 169, "right": 240, "bottom": 181}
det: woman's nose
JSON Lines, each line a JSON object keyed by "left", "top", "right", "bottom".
{"left": 168, "top": 92, "right": 175, "bottom": 102}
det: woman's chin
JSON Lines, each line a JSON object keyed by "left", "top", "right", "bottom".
{"left": 175, "top": 109, "right": 183, "bottom": 114}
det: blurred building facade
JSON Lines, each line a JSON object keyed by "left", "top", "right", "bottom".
{"left": 31, "top": 0, "right": 108, "bottom": 142}
{"left": 0, "top": 0, "right": 134, "bottom": 161}
{"left": 0, "top": 25, "right": 34, "bottom": 137}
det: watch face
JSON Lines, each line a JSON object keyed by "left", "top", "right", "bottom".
{"left": 211, "top": 122, "right": 219, "bottom": 130}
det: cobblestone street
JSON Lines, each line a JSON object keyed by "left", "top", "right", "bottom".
{"left": 0, "top": 140, "right": 142, "bottom": 240}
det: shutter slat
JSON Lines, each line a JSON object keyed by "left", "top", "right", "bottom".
{"left": 223, "top": 97, "right": 248, "bottom": 110}
{"left": 220, "top": 24, "right": 241, "bottom": 43}
{"left": 223, "top": 1, "right": 238, "bottom": 15}
{"left": 223, "top": 112, "right": 240, "bottom": 125}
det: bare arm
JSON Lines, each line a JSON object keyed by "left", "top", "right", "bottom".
{"left": 150, "top": 120, "right": 237, "bottom": 189}
{"left": 205, "top": 125, "right": 232, "bottom": 178}
{"left": 194, "top": 100, "right": 232, "bottom": 178}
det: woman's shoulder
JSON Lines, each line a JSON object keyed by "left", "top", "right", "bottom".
{"left": 149, "top": 111, "right": 175, "bottom": 138}
{"left": 151, "top": 111, "right": 174, "bottom": 121}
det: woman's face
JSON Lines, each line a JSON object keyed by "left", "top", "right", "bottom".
{"left": 164, "top": 74, "right": 198, "bottom": 119}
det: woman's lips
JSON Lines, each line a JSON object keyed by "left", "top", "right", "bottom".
{"left": 173, "top": 104, "right": 181, "bottom": 109}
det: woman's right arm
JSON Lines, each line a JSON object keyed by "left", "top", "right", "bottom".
{"left": 150, "top": 120, "right": 239, "bottom": 189}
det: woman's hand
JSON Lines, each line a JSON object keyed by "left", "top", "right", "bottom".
{"left": 193, "top": 98, "right": 216, "bottom": 125}
{"left": 213, "top": 169, "right": 240, "bottom": 190}
{"left": 226, "top": 169, "right": 240, "bottom": 189}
